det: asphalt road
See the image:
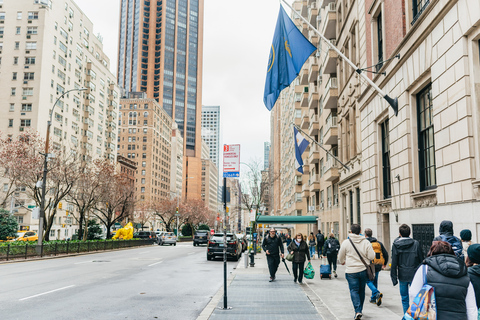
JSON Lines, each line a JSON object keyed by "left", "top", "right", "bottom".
{"left": 0, "top": 242, "right": 238, "bottom": 320}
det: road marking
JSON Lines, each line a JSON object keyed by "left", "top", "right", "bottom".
{"left": 19, "top": 285, "right": 75, "bottom": 301}
{"left": 138, "top": 251, "right": 150, "bottom": 254}
{"left": 74, "top": 260, "right": 92, "bottom": 265}
{"left": 148, "top": 261, "right": 163, "bottom": 267}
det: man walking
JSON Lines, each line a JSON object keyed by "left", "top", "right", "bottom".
{"left": 390, "top": 224, "right": 424, "bottom": 314}
{"left": 364, "top": 228, "right": 389, "bottom": 306}
{"left": 338, "top": 224, "right": 375, "bottom": 320}
{"left": 316, "top": 230, "right": 325, "bottom": 259}
{"left": 262, "top": 228, "right": 284, "bottom": 282}
{"left": 433, "top": 220, "right": 463, "bottom": 259}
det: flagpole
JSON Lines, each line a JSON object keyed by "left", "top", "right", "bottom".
{"left": 281, "top": 0, "right": 399, "bottom": 116}
{"left": 292, "top": 123, "right": 350, "bottom": 171}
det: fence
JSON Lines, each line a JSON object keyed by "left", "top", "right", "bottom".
{"left": 0, "top": 239, "right": 151, "bottom": 262}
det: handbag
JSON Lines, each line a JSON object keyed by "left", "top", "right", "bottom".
{"left": 286, "top": 253, "right": 294, "bottom": 261}
{"left": 404, "top": 265, "right": 436, "bottom": 319}
{"left": 303, "top": 262, "right": 315, "bottom": 279}
{"left": 349, "top": 238, "right": 376, "bottom": 281}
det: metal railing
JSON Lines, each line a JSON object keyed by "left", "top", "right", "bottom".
{"left": 325, "top": 77, "right": 338, "bottom": 96}
{"left": 325, "top": 114, "right": 338, "bottom": 133}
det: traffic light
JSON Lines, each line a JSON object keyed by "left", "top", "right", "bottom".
{"left": 58, "top": 202, "right": 62, "bottom": 209}
{"left": 226, "top": 207, "right": 229, "bottom": 213}
{"left": 176, "top": 207, "right": 179, "bottom": 214}
{"left": 66, "top": 210, "right": 69, "bottom": 216}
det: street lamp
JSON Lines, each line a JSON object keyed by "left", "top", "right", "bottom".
{"left": 37, "top": 88, "right": 87, "bottom": 249}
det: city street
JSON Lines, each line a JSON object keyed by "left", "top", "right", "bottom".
{"left": 0, "top": 243, "right": 238, "bottom": 320}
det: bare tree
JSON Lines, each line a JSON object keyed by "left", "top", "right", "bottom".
{"left": 134, "top": 201, "right": 155, "bottom": 231}
{"left": 150, "top": 197, "right": 180, "bottom": 232}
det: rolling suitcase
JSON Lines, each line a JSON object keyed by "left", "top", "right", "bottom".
{"left": 320, "top": 257, "right": 332, "bottom": 279}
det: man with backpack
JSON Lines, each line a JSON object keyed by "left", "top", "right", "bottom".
{"left": 364, "top": 228, "right": 388, "bottom": 306}
{"left": 433, "top": 220, "right": 464, "bottom": 260}
{"left": 390, "top": 224, "right": 424, "bottom": 314}
{"left": 316, "top": 230, "right": 325, "bottom": 259}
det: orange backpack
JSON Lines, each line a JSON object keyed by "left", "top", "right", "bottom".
{"left": 371, "top": 242, "right": 385, "bottom": 265}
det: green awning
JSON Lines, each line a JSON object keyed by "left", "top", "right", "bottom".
{"left": 256, "top": 215, "right": 318, "bottom": 224}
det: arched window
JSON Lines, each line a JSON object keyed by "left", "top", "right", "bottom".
{"left": 144, "top": 111, "right": 149, "bottom": 117}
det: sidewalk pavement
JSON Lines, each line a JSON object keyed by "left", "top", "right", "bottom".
{"left": 198, "top": 253, "right": 406, "bottom": 320}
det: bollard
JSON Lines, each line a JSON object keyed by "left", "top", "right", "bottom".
{"left": 244, "top": 251, "right": 248, "bottom": 268}
{"left": 249, "top": 251, "right": 255, "bottom": 267}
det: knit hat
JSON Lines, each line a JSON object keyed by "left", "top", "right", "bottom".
{"left": 460, "top": 229, "right": 472, "bottom": 241}
{"left": 468, "top": 244, "right": 480, "bottom": 264}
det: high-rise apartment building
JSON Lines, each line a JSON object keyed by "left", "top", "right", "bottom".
{"left": 170, "top": 123, "right": 184, "bottom": 199}
{"left": 201, "top": 105, "right": 220, "bottom": 168}
{"left": 263, "top": 142, "right": 270, "bottom": 170}
{"left": 118, "top": 93, "right": 172, "bottom": 203}
{"left": 117, "top": 0, "right": 204, "bottom": 200}
{"left": 0, "top": 0, "right": 119, "bottom": 239}
{"left": 201, "top": 139, "right": 218, "bottom": 213}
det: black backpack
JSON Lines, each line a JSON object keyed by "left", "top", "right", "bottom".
{"left": 327, "top": 239, "right": 340, "bottom": 253}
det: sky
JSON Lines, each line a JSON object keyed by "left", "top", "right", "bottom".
{"left": 79, "top": 0, "right": 284, "bottom": 175}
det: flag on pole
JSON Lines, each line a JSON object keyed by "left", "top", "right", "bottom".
{"left": 263, "top": 6, "right": 317, "bottom": 111}
{"left": 294, "top": 127, "right": 309, "bottom": 173}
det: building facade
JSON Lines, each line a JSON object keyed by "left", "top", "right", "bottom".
{"left": 117, "top": 0, "right": 205, "bottom": 200}
{"left": 201, "top": 105, "right": 220, "bottom": 169}
{"left": 264, "top": 142, "right": 271, "bottom": 170}
{"left": 0, "top": 0, "right": 119, "bottom": 239}
{"left": 118, "top": 94, "right": 172, "bottom": 204}
{"left": 170, "top": 122, "right": 184, "bottom": 199}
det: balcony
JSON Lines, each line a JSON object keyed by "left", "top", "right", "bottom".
{"left": 321, "top": 0, "right": 335, "bottom": 9}
{"left": 308, "top": 56, "right": 319, "bottom": 84}
{"left": 308, "top": 112, "right": 319, "bottom": 136}
{"left": 308, "top": 143, "right": 320, "bottom": 163}
{"left": 302, "top": 182, "right": 311, "bottom": 197}
{"left": 323, "top": 157, "right": 339, "bottom": 182}
{"left": 323, "top": 113, "right": 338, "bottom": 145}
{"left": 301, "top": 111, "right": 310, "bottom": 129}
{"left": 309, "top": 174, "right": 320, "bottom": 192}
{"left": 299, "top": 68, "right": 309, "bottom": 85}
{"left": 308, "top": 82, "right": 319, "bottom": 109}
{"left": 324, "top": 77, "right": 338, "bottom": 109}
{"left": 308, "top": 29, "right": 319, "bottom": 47}
{"left": 308, "top": 2, "right": 318, "bottom": 25}
{"left": 322, "top": 2, "right": 337, "bottom": 39}
{"left": 300, "top": 89, "right": 309, "bottom": 108}
{"left": 323, "top": 39, "right": 337, "bottom": 74}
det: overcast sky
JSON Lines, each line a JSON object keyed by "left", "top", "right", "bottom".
{"left": 79, "top": 0, "right": 284, "bottom": 175}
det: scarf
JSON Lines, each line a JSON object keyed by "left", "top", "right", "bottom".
{"left": 294, "top": 239, "right": 301, "bottom": 247}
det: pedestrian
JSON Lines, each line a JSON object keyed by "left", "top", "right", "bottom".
{"left": 261, "top": 228, "right": 284, "bottom": 282}
{"left": 409, "top": 241, "right": 477, "bottom": 319}
{"left": 322, "top": 233, "right": 340, "bottom": 278}
{"left": 390, "top": 224, "right": 424, "bottom": 314}
{"left": 364, "top": 228, "right": 388, "bottom": 306}
{"left": 287, "top": 233, "right": 311, "bottom": 284}
{"left": 460, "top": 229, "right": 473, "bottom": 259}
{"left": 467, "top": 244, "right": 480, "bottom": 313}
{"left": 338, "top": 224, "right": 375, "bottom": 320}
{"left": 308, "top": 232, "right": 316, "bottom": 259}
{"left": 316, "top": 230, "right": 325, "bottom": 259}
{"left": 285, "top": 234, "right": 292, "bottom": 246}
{"left": 433, "top": 220, "right": 463, "bottom": 259}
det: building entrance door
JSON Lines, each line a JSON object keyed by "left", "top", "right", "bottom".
{"left": 412, "top": 224, "right": 434, "bottom": 258}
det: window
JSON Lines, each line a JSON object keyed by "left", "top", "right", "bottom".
{"left": 17, "top": 12, "right": 22, "bottom": 20}
{"left": 8, "top": 119, "right": 13, "bottom": 127}
{"left": 16, "top": 27, "right": 21, "bottom": 35}
{"left": 141, "top": 187, "right": 145, "bottom": 193}
{"left": 12, "top": 72, "right": 17, "bottom": 80}
{"left": 11, "top": 88, "right": 16, "bottom": 96}
{"left": 381, "top": 119, "right": 391, "bottom": 199}
{"left": 376, "top": 12, "right": 383, "bottom": 71}
{"left": 21, "top": 104, "right": 32, "bottom": 112}
{"left": 9, "top": 104, "right": 14, "bottom": 111}
{"left": 28, "top": 12, "right": 39, "bottom": 20}
{"left": 27, "top": 27, "right": 38, "bottom": 35}
{"left": 25, "top": 57, "right": 35, "bottom": 64}
{"left": 22, "top": 87, "right": 33, "bottom": 96}
{"left": 417, "top": 84, "right": 436, "bottom": 191}
{"left": 141, "top": 178, "right": 145, "bottom": 184}
{"left": 0, "top": 13, "right": 5, "bottom": 21}
{"left": 20, "top": 119, "right": 31, "bottom": 127}
{"left": 15, "top": 42, "right": 20, "bottom": 50}
{"left": 26, "top": 42, "right": 37, "bottom": 50}
{"left": 142, "top": 161, "right": 146, "bottom": 167}
{"left": 14, "top": 57, "right": 18, "bottom": 64}
{"left": 412, "top": 0, "right": 430, "bottom": 26}
{"left": 24, "top": 72, "right": 34, "bottom": 80}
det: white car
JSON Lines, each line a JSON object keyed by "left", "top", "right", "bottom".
{"left": 157, "top": 232, "right": 177, "bottom": 246}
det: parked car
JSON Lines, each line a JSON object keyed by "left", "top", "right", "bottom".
{"left": 15, "top": 231, "right": 38, "bottom": 242}
{"left": 207, "top": 233, "right": 242, "bottom": 261}
{"left": 157, "top": 232, "right": 177, "bottom": 246}
{"left": 193, "top": 230, "right": 210, "bottom": 246}
{"left": 236, "top": 234, "right": 247, "bottom": 252}
{"left": 133, "top": 231, "right": 157, "bottom": 244}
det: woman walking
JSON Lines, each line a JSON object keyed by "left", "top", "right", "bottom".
{"left": 409, "top": 241, "right": 477, "bottom": 319}
{"left": 287, "top": 233, "right": 311, "bottom": 284}
{"left": 323, "top": 233, "right": 341, "bottom": 278}
{"left": 308, "top": 232, "right": 316, "bottom": 258}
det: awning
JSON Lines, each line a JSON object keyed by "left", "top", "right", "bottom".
{"left": 256, "top": 215, "right": 318, "bottom": 224}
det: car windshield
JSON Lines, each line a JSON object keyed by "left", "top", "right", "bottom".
{"left": 211, "top": 235, "right": 235, "bottom": 242}
{"left": 196, "top": 231, "right": 208, "bottom": 235}
{"left": 16, "top": 232, "right": 24, "bottom": 238}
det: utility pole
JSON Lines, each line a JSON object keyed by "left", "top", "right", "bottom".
{"left": 223, "top": 176, "right": 228, "bottom": 309}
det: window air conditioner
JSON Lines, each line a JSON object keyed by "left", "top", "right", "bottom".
{"left": 26, "top": 35, "right": 31, "bottom": 39}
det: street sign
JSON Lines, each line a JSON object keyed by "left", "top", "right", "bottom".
{"left": 249, "top": 210, "right": 255, "bottom": 222}
{"left": 175, "top": 213, "right": 180, "bottom": 217}
{"left": 27, "top": 205, "right": 35, "bottom": 209}
{"left": 31, "top": 208, "right": 39, "bottom": 219}
{"left": 210, "top": 229, "right": 215, "bottom": 235}
{"left": 223, "top": 144, "right": 240, "bottom": 178}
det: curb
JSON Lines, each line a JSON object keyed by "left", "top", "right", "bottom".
{"left": 303, "top": 282, "right": 339, "bottom": 320}
{"left": 0, "top": 244, "right": 153, "bottom": 265}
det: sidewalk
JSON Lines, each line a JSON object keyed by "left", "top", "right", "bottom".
{"left": 199, "top": 253, "right": 407, "bottom": 320}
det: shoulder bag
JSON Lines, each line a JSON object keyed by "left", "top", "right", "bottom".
{"left": 349, "top": 238, "right": 376, "bottom": 281}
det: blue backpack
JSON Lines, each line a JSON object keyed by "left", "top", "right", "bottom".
{"left": 440, "top": 234, "right": 463, "bottom": 259}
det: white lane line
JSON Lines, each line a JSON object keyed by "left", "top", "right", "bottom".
{"left": 19, "top": 285, "right": 76, "bottom": 301}
{"left": 138, "top": 251, "right": 150, "bottom": 254}
{"left": 74, "top": 260, "right": 92, "bottom": 265}
{"left": 148, "top": 261, "right": 163, "bottom": 267}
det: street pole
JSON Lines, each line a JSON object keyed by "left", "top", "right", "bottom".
{"left": 223, "top": 176, "right": 228, "bottom": 309}
{"left": 36, "top": 88, "right": 87, "bottom": 251}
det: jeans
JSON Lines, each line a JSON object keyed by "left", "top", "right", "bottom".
{"left": 309, "top": 245, "right": 315, "bottom": 257}
{"left": 317, "top": 244, "right": 323, "bottom": 258}
{"left": 345, "top": 270, "right": 367, "bottom": 314}
{"left": 266, "top": 254, "right": 280, "bottom": 279}
{"left": 326, "top": 253, "right": 337, "bottom": 271}
{"left": 399, "top": 281, "right": 411, "bottom": 314}
{"left": 292, "top": 261, "right": 305, "bottom": 282}
{"left": 366, "top": 271, "right": 380, "bottom": 301}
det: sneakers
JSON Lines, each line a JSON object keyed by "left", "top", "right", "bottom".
{"left": 333, "top": 270, "right": 337, "bottom": 278}
{"left": 354, "top": 313, "right": 362, "bottom": 319}
{"left": 369, "top": 299, "right": 376, "bottom": 304}
{"left": 376, "top": 293, "right": 383, "bottom": 306}
{"left": 269, "top": 277, "right": 274, "bottom": 282}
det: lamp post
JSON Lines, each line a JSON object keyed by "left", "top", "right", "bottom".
{"left": 37, "top": 88, "right": 87, "bottom": 250}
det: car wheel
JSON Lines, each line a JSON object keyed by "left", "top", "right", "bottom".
{"left": 193, "top": 242, "right": 196, "bottom": 246}
{"left": 174, "top": 243, "right": 176, "bottom": 246}
{"left": 207, "top": 255, "right": 212, "bottom": 261}
{"left": 233, "top": 255, "right": 239, "bottom": 262}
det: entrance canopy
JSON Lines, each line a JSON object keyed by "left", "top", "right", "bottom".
{"left": 256, "top": 215, "right": 318, "bottom": 224}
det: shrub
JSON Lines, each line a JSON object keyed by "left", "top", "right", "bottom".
{"left": 0, "top": 209, "right": 18, "bottom": 241}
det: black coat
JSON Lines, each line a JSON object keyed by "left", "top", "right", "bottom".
{"left": 287, "top": 240, "right": 310, "bottom": 263}
{"left": 262, "top": 234, "right": 284, "bottom": 256}
{"left": 390, "top": 237, "right": 424, "bottom": 285}
{"left": 316, "top": 233, "right": 325, "bottom": 248}
{"left": 322, "top": 238, "right": 340, "bottom": 256}
{"left": 425, "top": 254, "right": 470, "bottom": 320}
{"left": 468, "top": 264, "right": 480, "bottom": 308}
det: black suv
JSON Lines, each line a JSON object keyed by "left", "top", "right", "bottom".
{"left": 193, "top": 230, "right": 209, "bottom": 246}
{"left": 207, "top": 233, "right": 242, "bottom": 261}
{"left": 133, "top": 231, "right": 158, "bottom": 244}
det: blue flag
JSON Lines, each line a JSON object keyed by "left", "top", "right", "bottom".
{"left": 263, "top": 6, "right": 317, "bottom": 111}
{"left": 294, "top": 127, "right": 309, "bottom": 173}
